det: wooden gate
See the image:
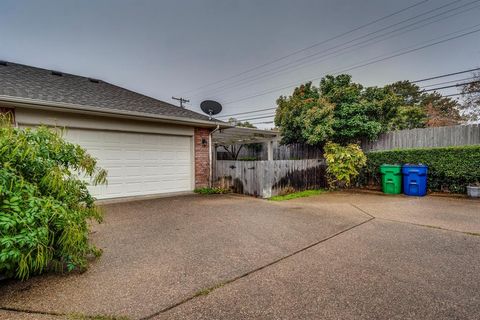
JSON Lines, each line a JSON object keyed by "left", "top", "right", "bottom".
{"left": 214, "top": 159, "right": 327, "bottom": 198}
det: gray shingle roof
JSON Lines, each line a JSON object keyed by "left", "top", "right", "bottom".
{"left": 0, "top": 61, "right": 213, "bottom": 122}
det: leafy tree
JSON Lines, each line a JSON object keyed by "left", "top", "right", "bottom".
{"left": 301, "top": 98, "right": 334, "bottom": 145}
{"left": 387, "top": 81, "right": 463, "bottom": 128}
{"left": 424, "top": 93, "right": 464, "bottom": 127}
{"left": 276, "top": 77, "right": 465, "bottom": 146}
{"left": 227, "top": 117, "right": 256, "bottom": 128}
{"left": 0, "top": 120, "right": 106, "bottom": 279}
{"left": 389, "top": 105, "right": 427, "bottom": 130}
{"left": 275, "top": 75, "right": 401, "bottom": 145}
{"left": 320, "top": 75, "right": 382, "bottom": 143}
{"left": 460, "top": 72, "right": 480, "bottom": 121}
{"left": 275, "top": 82, "right": 320, "bottom": 145}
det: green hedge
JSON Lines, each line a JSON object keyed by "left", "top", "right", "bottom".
{"left": 358, "top": 145, "right": 480, "bottom": 193}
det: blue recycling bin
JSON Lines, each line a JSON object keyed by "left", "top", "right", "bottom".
{"left": 402, "top": 164, "right": 428, "bottom": 196}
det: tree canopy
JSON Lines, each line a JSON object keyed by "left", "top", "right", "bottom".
{"left": 460, "top": 72, "right": 480, "bottom": 122}
{"left": 386, "top": 81, "right": 463, "bottom": 128}
{"left": 275, "top": 75, "right": 464, "bottom": 146}
{"left": 227, "top": 117, "right": 256, "bottom": 128}
{"left": 275, "top": 75, "right": 401, "bottom": 145}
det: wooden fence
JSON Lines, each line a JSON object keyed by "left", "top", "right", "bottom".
{"left": 214, "top": 159, "right": 327, "bottom": 198}
{"left": 216, "top": 141, "right": 323, "bottom": 160}
{"left": 361, "top": 124, "right": 480, "bottom": 151}
{"left": 217, "top": 124, "right": 480, "bottom": 158}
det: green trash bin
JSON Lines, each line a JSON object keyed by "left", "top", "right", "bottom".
{"left": 380, "top": 164, "right": 402, "bottom": 194}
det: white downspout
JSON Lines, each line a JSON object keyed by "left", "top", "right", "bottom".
{"left": 209, "top": 124, "right": 220, "bottom": 187}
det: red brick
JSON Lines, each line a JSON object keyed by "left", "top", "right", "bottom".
{"left": 194, "top": 127, "right": 211, "bottom": 188}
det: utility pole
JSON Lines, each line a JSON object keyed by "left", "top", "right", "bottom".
{"left": 172, "top": 96, "right": 190, "bottom": 108}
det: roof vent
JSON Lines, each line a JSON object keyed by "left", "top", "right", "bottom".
{"left": 51, "top": 70, "right": 63, "bottom": 76}
{"left": 88, "top": 78, "right": 100, "bottom": 83}
{"left": 0, "top": 61, "right": 7, "bottom": 66}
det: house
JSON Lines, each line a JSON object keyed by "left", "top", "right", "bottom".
{"left": 0, "top": 61, "right": 228, "bottom": 200}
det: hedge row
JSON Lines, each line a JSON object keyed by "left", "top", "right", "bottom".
{"left": 357, "top": 145, "right": 480, "bottom": 193}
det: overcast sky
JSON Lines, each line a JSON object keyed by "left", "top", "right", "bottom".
{"left": 1, "top": 0, "right": 479, "bottom": 127}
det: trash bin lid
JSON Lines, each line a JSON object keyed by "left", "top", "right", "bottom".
{"left": 402, "top": 164, "right": 428, "bottom": 168}
{"left": 380, "top": 164, "right": 402, "bottom": 168}
{"left": 380, "top": 164, "right": 402, "bottom": 173}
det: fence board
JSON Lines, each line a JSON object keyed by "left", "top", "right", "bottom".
{"left": 215, "top": 159, "right": 327, "bottom": 198}
{"left": 217, "top": 124, "right": 480, "bottom": 159}
{"left": 362, "top": 124, "right": 480, "bottom": 151}
{"left": 217, "top": 140, "right": 323, "bottom": 160}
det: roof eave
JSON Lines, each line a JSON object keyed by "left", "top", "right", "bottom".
{"left": 0, "top": 95, "right": 231, "bottom": 129}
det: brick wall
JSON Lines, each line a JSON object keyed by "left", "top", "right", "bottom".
{"left": 194, "top": 127, "right": 211, "bottom": 188}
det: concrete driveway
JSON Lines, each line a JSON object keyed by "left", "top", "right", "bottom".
{"left": 0, "top": 192, "right": 479, "bottom": 319}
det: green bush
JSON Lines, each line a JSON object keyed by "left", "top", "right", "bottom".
{"left": 358, "top": 145, "right": 480, "bottom": 193}
{"left": 194, "top": 187, "right": 230, "bottom": 195}
{"left": 269, "top": 189, "right": 326, "bottom": 201}
{"left": 324, "top": 142, "right": 367, "bottom": 188}
{"left": 0, "top": 121, "right": 107, "bottom": 279}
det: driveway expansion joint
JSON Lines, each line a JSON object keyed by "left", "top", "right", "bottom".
{"left": 375, "top": 217, "right": 480, "bottom": 237}
{"left": 350, "top": 203, "right": 479, "bottom": 237}
{"left": 349, "top": 203, "right": 376, "bottom": 219}
{"left": 140, "top": 216, "right": 374, "bottom": 320}
{"left": 0, "top": 306, "right": 64, "bottom": 318}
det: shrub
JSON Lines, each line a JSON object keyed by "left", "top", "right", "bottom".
{"left": 324, "top": 142, "right": 367, "bottom": 188}
{"left": 194, "top": 187, "right": 230, "bottom": 194}
{"left": 358, "top": 145, "right": 480, "bottom": 193}
{"left": 269, "top": 189, "right": 326, "bottom": 201}
{"left": 0, "top": 120, "right": 107, "bottom": 279}
{"left": 277, "top": 186, "right": 296, "bottom": 196}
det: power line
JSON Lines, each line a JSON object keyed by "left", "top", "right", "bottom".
{"left": 421, "top": 80, "right": 480, "bottom": 92}
{"left": 233, "top": 114, "right": 276, "bottom": 122}
{"left": 250, "top": 121, "right": 274, "bottom": 125}
{"left": 412, "top": 67, "right": 480, "bottom": 83}
{"left": 418, "top": 76, "right": 476, "bottom": 88}
{"left": 218, "top": 107, "right": 277, "bottom": 118}
{"left": 219, "top": 68, "right": 480, "bottom": 120}
{"left": 222, "top": 111, "right": 277, "bottom": 121}
{"left": 176, "top": 0, "right": 430, "bottom": 96}
{"left": 222, "top": 24, "right": 480, "bottom": 105}
{"left": 444, "top": 90, "right": 480, "bottom": 97}
{"left": 224, "top": 78, "right": 480, "bottom": 122}
{"left": 248, "top": 91, "right": 477, "bottom": 126}
{"left": 194, "top": 0, "right": 477, "bottom": 98}
{"left": 220, "top": 114, "right": 273, "bottom": 122}
{"left": 324, "top": 26, "right": 480, "bottom": 80}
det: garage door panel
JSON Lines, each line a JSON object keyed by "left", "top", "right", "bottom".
{"left": 175, "top": 151, "right": 190, "bottom": 160}
{"left": 65, "top": 128, "right": 193, "bottom": 199}
{"left": 122, "top": 150, "right": 141, "bottom": 160}
{"left": 160, "top": 151, "right": 176, "bottom": 160}
{"left": 143, "top": 150, "right": 161, "bottom": 160}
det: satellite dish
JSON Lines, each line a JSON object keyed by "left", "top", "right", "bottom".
{"left": 200, "top": 100, "right": 222, "bottom": 120}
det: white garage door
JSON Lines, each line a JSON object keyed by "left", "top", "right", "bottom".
{"left": 66, "top": 128, "right": 193, "bottom": 199}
